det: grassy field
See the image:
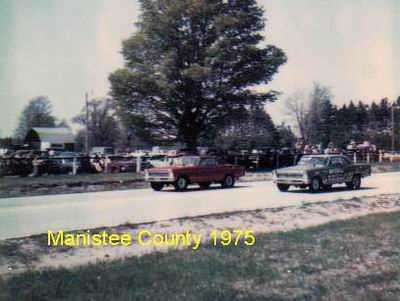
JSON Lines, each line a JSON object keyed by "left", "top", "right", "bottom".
{"left": 1, "top": 212, "right": 400, "bottom": 301}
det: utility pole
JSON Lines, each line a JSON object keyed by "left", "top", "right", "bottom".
{"left": 85, "top": 92, "right": 89, "bottom": 154}
{"left": 392, "top": 103, "right": 394, "bottom": 152}
{"left": 392, "top": 100, "right": 399, "bottom": 152}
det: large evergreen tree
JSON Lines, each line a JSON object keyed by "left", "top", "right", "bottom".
{"left": 109, "top": 0, "right": 286, "bottom": 149}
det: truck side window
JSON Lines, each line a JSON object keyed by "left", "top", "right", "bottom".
{"left": 341, "top": 156, "right": 351, "bottom": 166}
{"left": 330, "top": 157, "right": 342, "bottom": 166}
{"left": 200, "top": 158, "right": 216, "bottom": 166}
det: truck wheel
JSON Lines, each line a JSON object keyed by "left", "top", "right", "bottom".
{"left": 222, "top": 175, "right": 235, "bottom": 188}
{"left": 150, "top": 182, "right": 164, "bottom": 191}
{"left": 277, "top": 184, "right": 290, "bottom": 192}
{"left": 199, "top": 182, "right": 211, "bottom": 189}
{"left": 346, "top": 175, "right": 361, "bottom": 190}
{"left": 174, "top": 177, "right": 188, "bottom": 191}
{"left": 309, "top": 177, "right": 321, "bottom": 193}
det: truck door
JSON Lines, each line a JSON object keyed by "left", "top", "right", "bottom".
{"left": 328, "top": 156, "right": 345, "bottom": 184}
{"left": 339, "top": 156, "right": 353, "bottom": 183}
{"left": 198, "top": 158, "right": 218, "bottom": 182}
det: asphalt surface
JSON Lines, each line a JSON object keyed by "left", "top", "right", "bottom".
{"left": 0, "top": 172, "right": 399, "bottom": 240}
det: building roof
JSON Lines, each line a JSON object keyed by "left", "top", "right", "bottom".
{"left": 31, "top": 127, "right": 75, "bottom": 144}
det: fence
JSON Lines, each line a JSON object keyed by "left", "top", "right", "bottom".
{"left": 0, "top": 155, "right": 148, "bottom": 177}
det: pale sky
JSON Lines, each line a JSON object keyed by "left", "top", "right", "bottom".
{"left": 0, "top": 0, "right": 399, "bottom": 136}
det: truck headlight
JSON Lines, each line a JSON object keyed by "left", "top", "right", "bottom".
{"left": 169, "top": 170, "right": 175, "bottom": 180}
{"left": 303, "top": 173, "right": 309, "bottom": 180}
{"left": 144, "top": 170, "right": 149, "bottom": 179}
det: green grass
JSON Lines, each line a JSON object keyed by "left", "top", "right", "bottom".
{"left": 2, "top": 212, "right": 400, "bottom": 300}
{"left": 0, "top": 241, "right": 38, "bottom": 265}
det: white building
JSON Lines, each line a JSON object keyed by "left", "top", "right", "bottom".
{"left": 24, "top": 127, "right": 75, "bottom": 151}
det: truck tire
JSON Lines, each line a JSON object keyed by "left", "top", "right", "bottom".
{"left": 150, "top": 182, "right": 164, "bottom": 191}
{"left": 309, "top": 177, "right": 321, "bottom": 193}
{"left": 346, "top": 175, "right": 361, "bottom": 190}
{"left": 222, "top": 175, "right": 235, "bottom": 188}
{"left": 174, "top": 177, "right": 188, "bottom": 191}
{"left": 277, "top": 184, "right": 290, "bottom": 192}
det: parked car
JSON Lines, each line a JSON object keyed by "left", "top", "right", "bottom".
{"left": 382, "top": 151, "right": 400, "bottom": 162}
{"left": 145, "top": 155, "right": 245, "bottom": 191}
{"left": 90, "top": 147, "right": 114, "bottom": 156}
{"left": 107, "top": 156, "right": 136, "bottom": 173}
{"left": 272, "top": 154, "right": 371, "bottom": 193}
{"left": 48, "top": 152, "right": 81, "bottom": 174}
{"left": 148, "top": 155, "right": 169, "bottom": 168}
{"left": 139, "top": 156, "right": 154, "bottom": 170}
{"left": 7, "top": 157, "right": 33, "bottom": 177}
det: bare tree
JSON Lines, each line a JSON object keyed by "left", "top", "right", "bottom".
{"left": 284, "top": 92, "right": 308, "bottom": 140}
{"left": 73, "top": 98, "right": 120, "bottom": 149}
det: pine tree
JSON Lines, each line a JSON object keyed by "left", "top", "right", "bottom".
{"left": 369, "top": 101, "right": 381, "bottom": 130}
{"left": 109, "top": 0, "right": 287, "bottom": 149}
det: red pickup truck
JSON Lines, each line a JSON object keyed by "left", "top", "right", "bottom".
{"left": 145, "top": 155, "right": 245, "bottom": 191}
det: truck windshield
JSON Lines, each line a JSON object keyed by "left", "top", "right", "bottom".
{"left": 298, "top": 157, "right": 327, "bottom": 167}
{"left": 170, "top": 156, "right": 200, "bottom": 167}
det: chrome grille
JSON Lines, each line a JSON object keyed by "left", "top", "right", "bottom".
{"left": 149, "top": 172, "right": 170, "bottom": 177}
{"left": 277, "top": 173, "right": 303, "bottom": 178}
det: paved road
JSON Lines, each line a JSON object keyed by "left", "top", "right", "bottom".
{"left": 0, "top": 172, "right": 399, "bottom": 240}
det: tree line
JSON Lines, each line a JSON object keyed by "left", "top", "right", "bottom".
{"left": 287, "top": 84, "right": 400, "bottom": 150}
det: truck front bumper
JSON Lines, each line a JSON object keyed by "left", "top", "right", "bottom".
{"left": 273, "top": 178, "right": 310, "bottom": 185}
{"left": 145, "top": 176, "right": 175, "bottom": 183}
